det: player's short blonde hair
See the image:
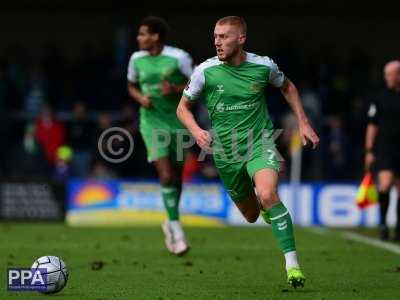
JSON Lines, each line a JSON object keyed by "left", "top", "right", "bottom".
{"left": 216, "top": 16, "right": 247, "bottom": 35}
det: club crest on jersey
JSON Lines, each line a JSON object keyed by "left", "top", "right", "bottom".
{"left": 161, "top": 68, "right": 174, "bottom": 80}
{"left": 250, "top": 82, "right": 262, "bottom": 92}
{"left": 216, "top": 85, "right": 224, "bottom": 93}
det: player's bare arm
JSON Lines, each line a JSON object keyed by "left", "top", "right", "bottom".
{"left": 127, "top": 82, "right": 152, "bottom": 108}
{"left": 177, "top": 96, "right": 212, "bottom": 151}
{"left": 280, "top": 78, "right": 320, "bottom": 148}
{"left": 365, "top": 123, "right": 378, "bottom": 169}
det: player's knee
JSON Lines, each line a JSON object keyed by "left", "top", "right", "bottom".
{"left": 258, "top": 189, "right": 278, "bottom": 208}
{"left": 378, "top": 172, "right": 394, "bottom": 193}
{"left": 244, "top": 210, "right": 259, "bottom": 223}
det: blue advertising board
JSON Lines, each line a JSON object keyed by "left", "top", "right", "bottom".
{"left": 67, "top": 180, "right": 398, "bottom": 227}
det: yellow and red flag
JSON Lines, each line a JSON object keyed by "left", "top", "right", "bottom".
{"left": 355, "top": 172, "right": 379, "bottom": 209}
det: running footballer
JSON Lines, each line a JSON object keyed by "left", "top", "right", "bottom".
{"left": 127, "top": 16, "right": 193, "bottom": 255}
{"left": 177, "top": 16, "right": 319, "bottom": 287}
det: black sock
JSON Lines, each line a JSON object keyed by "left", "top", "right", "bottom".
{"left": 379, "top": 191, "right": 389, "bottom": 227}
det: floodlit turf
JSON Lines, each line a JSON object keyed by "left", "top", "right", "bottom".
{"left": 1, "top": 223, "right": 400, "bottom": 300}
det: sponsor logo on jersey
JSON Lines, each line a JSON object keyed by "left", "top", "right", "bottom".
{"left": 216, "top": 84, "right": 224, "bottom": 93}
{"left": 215, "top": 102, "right": 258, "bottom": 113}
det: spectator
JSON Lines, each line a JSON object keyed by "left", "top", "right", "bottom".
{"left": 299, "top": 81, "right": 323, "bottom": 179}
{"left": 0, "top": 62, "right": 20, "bottom": 175}
{"left": 53, "top": 145, "right": 73, "bottom": 182}
{"left": 90, "top": 161, "right": 117, "bottom": 179}
{"left": 119, "top": 102, "right": 138, "bottom": 134}
{"left": 35, "top": 104, "right": 65, "bottom": 165}
{"left": 10, "top": 123, "right": 49, "bottom": 178}
{"left": 67, "top": 101, "right": 94, "bottom": 177}
{"left": 92, "top": 113, "right": 118, "bottom": 176}
{"left": 0, "top": 62, "right": 20, "bottom": 112}
{"left": 23, "top": 64, "right": 48, "bottom": 119}
{"left": 324, "top": 115, "right": 349, "bottom": 179}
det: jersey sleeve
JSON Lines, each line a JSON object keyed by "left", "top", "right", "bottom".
{"left": 127, "top": 54, "right": 138, "bottom": 83}
{"left": 266, "top": 57, "right": 285, "bottom": 88}
{"left": 177, "top": 52, "right": 194, "bottom": 78}
{"left": 183, "top": 65, "right": 205, "bottom": 101}
{"left": 367, "top": 98, "right": 380, "bottom": 125}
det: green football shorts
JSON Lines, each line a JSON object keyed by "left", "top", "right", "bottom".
{"left": 214, "top": 141, "right": 280, "bottom": 202}
{"left": 140, "top": 124, "right": 186, "bottom": 165}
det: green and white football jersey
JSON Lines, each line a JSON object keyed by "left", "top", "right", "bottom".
{"left": 127, "top": 45, "right": 193, "bottom": 162}
{"left": 127, "top": 45, "right": 193, "bottom": 130}
{"left": 183, "top": 52, "right": 285, "bottom": 163}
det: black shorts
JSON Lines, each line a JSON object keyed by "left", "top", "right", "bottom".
{"left": 375, "top": 146, "right": 400, "bottom": 175}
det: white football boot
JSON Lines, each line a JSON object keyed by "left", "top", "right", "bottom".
{"left": 173, "top": 237, "right": 190, "bottom": 256}
{"left": 161, "top": 221, "right": 190, "bottom": 256}
{"left": 161, "top": 221, "right": 175, "bottom": 254}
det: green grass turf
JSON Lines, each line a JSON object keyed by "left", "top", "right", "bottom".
{"left": 1, "top": 223, "right": 400, "bottom": 300}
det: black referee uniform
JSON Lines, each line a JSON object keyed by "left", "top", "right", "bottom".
{"left": 367, "top": 88, "right": 400, "bottom": 239}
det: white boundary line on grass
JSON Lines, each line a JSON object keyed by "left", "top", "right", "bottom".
{"left": 307, "top": 227, "right": 400, "bottom": 255}
{"left": 307, "top": 227, "right": 329, "bottom": 235}
{"left": 342, "top": 231, "right": 400, "bottom": 255}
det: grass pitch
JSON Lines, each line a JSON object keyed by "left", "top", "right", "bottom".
{"left": 1, "top": 223, "right": 400, "bottom": 300}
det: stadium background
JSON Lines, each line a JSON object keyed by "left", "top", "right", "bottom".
{"left": 2, "top": 2, "right": 400, "bottom": 300}
{"left": 0, "top": 1, "right": 400, "bottom": 225}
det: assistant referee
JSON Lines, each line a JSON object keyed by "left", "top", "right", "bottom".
{"left": 365, "top": 60, "right": 400, "bottom": 241}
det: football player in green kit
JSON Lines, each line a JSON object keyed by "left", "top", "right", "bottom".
{"left": 127, "top": 16, "right": 193, "bottom": 255}
{"left": 177, "top": 16, "right": 320, "bottom": 287}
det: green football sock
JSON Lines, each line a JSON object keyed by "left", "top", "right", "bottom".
{"left": 161, "top": 185, "right": 181, "bottom": 221}
{"left": 269, "top": 202, "right": 296, "bottom": 253}
{"left": 255, "top": 196, "right": 271, "bottom": 224}
{"left": 260, "top": 207, "right": 271, "bottom": 224}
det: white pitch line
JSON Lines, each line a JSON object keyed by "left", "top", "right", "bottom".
{"left": 306, "top": 227, "right": 329, "bottom": 235}
{"left": 306, "top": 227, "right": 400, "bottom": 255}
{"left": 342, "top": 231, "right": 400, "bottom": 255}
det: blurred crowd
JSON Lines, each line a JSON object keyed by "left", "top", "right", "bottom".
{"left": 0, "top": 39, "right": 379, "bottom": 182}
